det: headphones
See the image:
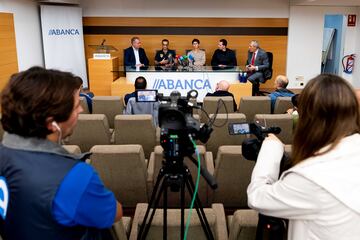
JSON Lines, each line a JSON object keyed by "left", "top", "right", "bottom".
{"left": 52, "top": 121, "right": 61, "bottom": 132}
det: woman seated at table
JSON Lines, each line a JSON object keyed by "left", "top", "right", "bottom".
{"left": 187, "top": 38, "right": 206, "bottom": 66}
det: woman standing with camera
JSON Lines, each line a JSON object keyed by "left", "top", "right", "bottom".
{"left": 247, "top": 74, "right": 360, "bottom": 240}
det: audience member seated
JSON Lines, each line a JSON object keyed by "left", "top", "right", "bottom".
{"left": 124, "top": 77, "right": 159, "bottom": 126}
{"left": 269, "top": 75, "right": 295, "bottom": 113}
{"left": 187, "top": 38, "right": 206, "bottom": 66}
{"left": 211, "top": 39, "right": 237, "bottom": 69}
{"left": 287, "top": 93, "right": 299, "bottom": 128}
{"left": 154, "top": 39, "right": 176, "bottom": 67}
{"left": 124, "top": 36, "right": 149, "bottom": 68}
{"left": 245, "top": 40, "right": 271, "bottom": 95}
{"left": 124, "top": 76, "right": 147, "bottom": 105}
{"left": 248, "top": 74, "right": 360, "bottom": 239}
{"left": 0, "top": 67, "right": 122, "bottom": 239}
{"left": 77, "top": 77, "right": 94, "bottom": 113}
{"left": 206, "top": 80, "right": 237, "bottom": 112}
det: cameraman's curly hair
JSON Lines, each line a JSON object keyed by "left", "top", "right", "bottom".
{"left": 1, "top": 66, "right": 82, "bottom": 138}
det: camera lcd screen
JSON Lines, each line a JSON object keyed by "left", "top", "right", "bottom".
{"left": 228, "top": 123, "right": 251, "bottom": 135}
{"left": 136, "top": 90, "right": 158, "bottom": 102}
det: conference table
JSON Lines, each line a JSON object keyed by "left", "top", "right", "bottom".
{"left": 116, "top": 65, "right": 252, "bottom": 102}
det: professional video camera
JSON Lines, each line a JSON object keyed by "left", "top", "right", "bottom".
{"left": 228, "top": 122, "right": 289, "bottom": 240}
{"left": 228, "top": 122, "right": 281, "bottom": 161}
{"left": 136, "top": 89, "right": 217, "bottom": 240}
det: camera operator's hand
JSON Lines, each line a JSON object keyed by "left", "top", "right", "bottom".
{"left": 265, "top": 133, "right": 282, "bottom": 143}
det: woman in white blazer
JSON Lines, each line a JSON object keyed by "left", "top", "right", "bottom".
{"left": 247, "top": 74, "right": 360, "bottom": 240}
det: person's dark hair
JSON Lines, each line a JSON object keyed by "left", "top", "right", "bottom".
{"left": 134, "top": 76, "right": 147, "bottom": 89}
{"left": 192, "top": 38, "right": 200, "bottom": 44}
{"left": 1, "top": 66, "right": 82, "bottom": 138}
{"left": 162, "top": 39, "right": 169, "bottom": 44}
{"left": 291, "top": 74, "right": 360, "bottom": 166}
{"left": 220, "top": 39, "right": 227, "bottom": 47}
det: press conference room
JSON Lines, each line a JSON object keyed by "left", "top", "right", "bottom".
{"left": 1, "top": 0, "right": 360, "bottom": 239}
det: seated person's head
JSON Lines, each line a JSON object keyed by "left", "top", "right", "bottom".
{"left": 216, "top": 80, "right": 230, "bottom": 91}
{"left": 135, "top": 76, "right": 147, "bottom": 90}
{"left": 192, "top": 38, "right": 200, "bottom": 49}
{"left": 274, "top": 75, "right": 289, "bottom": 89}
{"left": 161, "top": 39, "right": 169, "bottom": 51}
{"left": 1, "top": 66, "right": 83, "bottom": 139}
{"left": 249, "top": 40, "right": 259, "bottom": 53}
{"left": 218, "top": 39, "right": 227, "bottom": 51}
{"left": 291, "top": 94, "right": 299, "bottom": 109}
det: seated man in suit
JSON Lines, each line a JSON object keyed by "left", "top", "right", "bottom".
{"left": 206, "top": 80, "right": 237, "bottom": 112}
{"left": 124, "top": 36, "right": 149, "bottom": 68}
{"left": 154, "top": 39, "right": 176, "bottom": 67}
{"left": 269, "top": 75, "right": 295, "bottom": 113}
{"left": 245, "top": 40, "right": 271, "bottom": 95}
{"left": 211, "top": 39, "right": 237, "bottom": 69}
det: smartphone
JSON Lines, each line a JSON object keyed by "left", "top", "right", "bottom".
{"left": 135, "top": 90, "right": 158, "bottom": 102}
{"left": 228, "top": 123, "right": 251, "bottom": 135}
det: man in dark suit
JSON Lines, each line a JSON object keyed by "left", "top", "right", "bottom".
{"left": 206, "top": 80, "right": 237, "bottom": 112}
{"left": 124, "top": 36, "right": 149, "bottom": 68}
{"left": 246, "top": 40, "right": 271, "bottom": 95}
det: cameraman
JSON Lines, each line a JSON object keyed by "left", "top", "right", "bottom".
{"left": 0, "top": 67, "right": 122, "bottom": 239}
{"left": 247, "top": 74, "right": 360, "bottom": 240}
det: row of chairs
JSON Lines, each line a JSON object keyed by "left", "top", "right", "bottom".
{"left": 64, "top": 113, "right": 294, "bottom": 159}
{"left": 80, "top": 95, "right": 294, "bottom": 125}
{"left": 64, "top": 143, "right": 292, "bottom": 210}
{"left": 64, "top": 142, "right": 291, "bottom": 239}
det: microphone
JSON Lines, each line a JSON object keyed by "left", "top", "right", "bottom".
{"left": 100, "top": 39, "right": 106, "bottom": 46}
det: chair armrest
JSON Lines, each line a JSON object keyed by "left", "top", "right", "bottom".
{"left": 212, "top": 203, "right": 228, "bottom": 240}
{"left": 146, "top": 152, "right": 155, "bottom": 197}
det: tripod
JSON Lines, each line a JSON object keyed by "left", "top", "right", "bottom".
{"left": 137, "top": 155, "right": 216, "bottom": 240}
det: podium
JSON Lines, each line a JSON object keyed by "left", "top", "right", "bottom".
{"left": 89, "top": 43, "right": 118, "bottom": 60}
{"left": 88, "top": 57, "right": 119, "bottom": 95}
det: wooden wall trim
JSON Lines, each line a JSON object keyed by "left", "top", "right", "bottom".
{"left": 0, "top": 12, "right": 18, "bottom": 91}
{"left": 83, "top": 17, "right": 288, "bottom": 28}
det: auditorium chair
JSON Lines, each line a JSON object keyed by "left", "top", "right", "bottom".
{"left": 273, "top": 96, "right": 293, "bottom": 114}
{"left": 79, "top": 96, "right": 90, "bottom": 114}
{"left": 92, "top": 96, "right": 125, "bottom": 129}
{"left": 201, "top": 96, "right": 235, "bottom": 123}
{"left": 114, "top": 114, "right": 157, "bottom": 160}
{"left": 205, "top": 113, "right": 247, "bottom": 157}
{"left": 238, "top": 96, "right": 271, "bottom": 122}
{"left": 228, "top": 209, "right": 258, "bottom": 240}
{"left": 129, "top": 203, "right": 228, "bottom": 240}
{"left": 210, "top": 146, "right": 255, "bottom": 209}
{"left": 89, "top": 144, "right": 154, "bottom": 208}
{"left": 149, "top": 145, "right": 214, "bottom": 207}
{"left": 66, "top": 114, "right": 112, "bottom": 152}
{"left": 254, "top": 114, "right": 294, "bottom": 144}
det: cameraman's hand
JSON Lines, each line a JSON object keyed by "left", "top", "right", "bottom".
{"left": 265, "top": 133, "right": 282, "bottom": 143}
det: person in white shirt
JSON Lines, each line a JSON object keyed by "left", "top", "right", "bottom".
{"left": 247, "top": 73, "right": 360, "bottom": 240}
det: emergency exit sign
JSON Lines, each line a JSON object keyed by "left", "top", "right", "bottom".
{"left": 348, "top": 15, "right": 356, "bottom": 27}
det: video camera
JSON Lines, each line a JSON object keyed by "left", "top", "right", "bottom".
{"left": 228, "top": 122, "right": 281, "bottom": 161}
{"left": 136, "top": 89, "right": 213, "bottom": 172}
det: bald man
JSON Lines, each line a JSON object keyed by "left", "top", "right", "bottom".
{"left": 205, "top": 80, "right": 237, "bottom": 112}
{"left": 269, "top": 75, "right": 295, "bottom": 113}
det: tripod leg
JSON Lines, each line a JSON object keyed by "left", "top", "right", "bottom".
{"left": 138, "top": 169, "right": 165, "bottom": 240}
{"left": 185, "top": 176, "right": 214, "bottom": 240}
{"left": 180, "top": 174, "right": 185, "bottom": 240}
{"left": 163, "top": 180, "right": 168, "bottom": 240}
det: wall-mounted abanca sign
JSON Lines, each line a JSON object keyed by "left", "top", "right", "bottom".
{"left": 48, "top": 28, "right": 80, "bottom": 36}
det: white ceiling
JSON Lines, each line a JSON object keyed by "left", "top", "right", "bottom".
{"left": 290, "top": 0, "right": 360, "bottom": 6}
